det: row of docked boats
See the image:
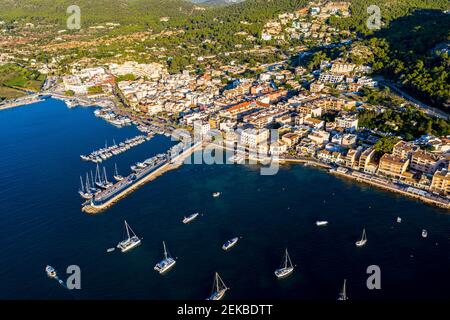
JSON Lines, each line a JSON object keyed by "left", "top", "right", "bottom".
{"left": 80, "top": 135, "right": 151, "bottom": 163}
{"left": 94, "top": 108, "right": 132, "bottom": 127}
{"left": 78, "top": 164, "right": 123, "bottom": 199}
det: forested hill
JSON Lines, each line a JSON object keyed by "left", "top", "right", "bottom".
{"left": 0, "top": 0, "right": 195, "bottom": 26}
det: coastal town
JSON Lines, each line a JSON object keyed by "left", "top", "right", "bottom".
{"left": 1, "top": 1, "right": 449, "bottom": 210}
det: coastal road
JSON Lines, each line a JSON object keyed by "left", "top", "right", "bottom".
{"left": 377, "top": 78, "right": 449, "bottom": 119}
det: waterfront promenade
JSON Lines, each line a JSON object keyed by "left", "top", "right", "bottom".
{"left": 331, "top": 167, "right": 450, "bottom": 209}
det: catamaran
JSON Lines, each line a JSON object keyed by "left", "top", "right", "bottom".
{"left": 274, "top": 249, "right": 294, "bottom": 278}
{"left": 206, "top": 272, "right": 229, "bottom": 300}
{"left": 222, "top": 237, "right": 239, "bottom": 251}
{"left": 154, "top": 241, "right": 176, "bottom": 274}
{"left": 316, "top": 220, "right": 329, "bottom": 226}
{"left": 183, "top": 213, "right": 199, "bottom": 224}
{"left": 355, "top": 228, "right": 367, "bottom": 247}
{"left": 45, "top": 265, "right": 57, "bottom": 278}
{"left": 113, "top": 163, "right": 124, "bottom": 181}
{"left": 337, "top": 279, "right": 348, "bottom": 301}
{"left": 117, "top": 220, "right": 141, "bottom": 252}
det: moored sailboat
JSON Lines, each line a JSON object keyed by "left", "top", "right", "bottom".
{"left": 114, "top": 163, "right": 124, "bottom": 181}
{"left": 274, "top": 249, "right": 294, "bottom": 278}
{"left": 355, "top": 228, "right": 367, "bottom": 247}
{"left": 117, "top": 220, "right": 141, "bottom": 252}
{"left": 154, "top": 241, "right": 176, "bottom": 274}
{"left": 337, "top": 279, "right": 348, "bottom": 301}
{"left": 206, "top": 272, "right": 229, "bottom": 300}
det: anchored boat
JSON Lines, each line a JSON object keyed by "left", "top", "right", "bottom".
{"left": 337, "top": 279, "right": 348, "bottom": 301}
{"left": 212, "top": 192, "right": 221, "bottom": 198}
{"left": 45, "top": 265, "right": 57, "bottom": 278}
{"left": 316, "top": 220, "right": 328, "bottom": 226}
{"left": 206, "top": 272, "right": 229, "bottom": 300}
{"left": 183, "top": 213, "right": 199, "bottom": 224}
{"left": 154, "top": 241, "right": 176, "bottom": 274}
{"left": 422, "top": 229, "right": 428, "bottom": 238}
{"left": 222, "top": 237, "right": 239, "bottom": 251}
{"left": 355, "top": 228, "right": 367, "bottom": 247}
{"left": 274, "top": 249, "right": 294, "bottom": 278}
{"left": 117, "top": 220, "right": 141, "bottom": 253}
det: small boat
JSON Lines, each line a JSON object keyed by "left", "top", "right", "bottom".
{"left": 117, "top": 220, "right": 141, "bottom": 253}
{"left": 183, "top": 213, "right": 199, "bottom": 224}
{"left": 222, "top": 237, "right": 239, "bottom": 251}
{"left": 355, "top": 228, "right": 367, "bottom": 247}
{"left": 154, "top": 241, "right": 176, "bottom": 274}
{"left": 113, "top": 163, "right": 124, "bottom": 181}
{"left": 422, "top": 229, "right": 428, "bottom": 238}
{"left": 397, "top": 217, "right": 402, "bottom": 223}
{"left": 274, "top": 249, "right": 294, "bottom": 278}
{"left": 107, "top": 248, "right": 115, "bottom": 253}
{"left": 212, "top": 192, "right": 221, "bottom": 198}
{"left": 206, "top": 272, "right": 229, "bottom": 300}
{"left": 337, "top": 279, "right": 348, "bottom": 301}
{"left": 316, "top": 220, "right": 328, "bottom": 226}
{"left": 45, "top": 265, "right": 57, "bottom": 278}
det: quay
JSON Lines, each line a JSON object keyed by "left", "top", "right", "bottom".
{"left": 330, "top": 167, "right": 450, "bottom": 209}
{"left": 82, "top": 142, "right": 203, "bottom": 214}
{"left": 0, "top": 93, "right": 44, "bottom": 111}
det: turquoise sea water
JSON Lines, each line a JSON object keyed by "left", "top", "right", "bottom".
{"left": 1, "top": 98, "right": 449, "bottom": 300}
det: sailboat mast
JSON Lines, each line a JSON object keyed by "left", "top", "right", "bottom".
{"left": 215, "top": 273, "right": 220, "bottom": 293}
{"left": 103, "top": 167, "right": 108, "bottom": 183}
{"left": 85, "top": 173, "right": 90, "bottom": 191}
{"left": 80, "top": 176, "right": 85, "bottom": 193}
{"left": 124, "top": 221, "right": 131, "bottom": 239}
{"left": 90, "top": 170, "right": 95, "bottom": 186}
{"left": 163, "top": 241, "right": 168, "bottom": 259}
{"left": 342, "top": 279, "right": 347, "bottom": 299}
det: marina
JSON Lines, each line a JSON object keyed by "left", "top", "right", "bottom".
{"left": 82, "top": 141, "right": 202, "bottom": 214}
{"left": 80, "top": 135, "right": 152, "bottom": 163}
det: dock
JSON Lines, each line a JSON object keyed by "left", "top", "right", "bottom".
{"left": 82, "top": 142, "right": 203, "bottom": 214}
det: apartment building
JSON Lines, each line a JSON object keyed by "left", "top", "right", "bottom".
{"left": 410, "top": 150, "right": 440, "bottom": 174}
{"left": 378, "top": 154, "right": 410, "bottom": 178}
{"left": 431, "top": 169, "right": 450, "bottom": 195}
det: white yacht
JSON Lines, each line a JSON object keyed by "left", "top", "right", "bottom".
{"left": 337, "top": 279, "right": 348, "bottom": 301}
{"left": 154, "top": 241, "right": 176, "bottom": 274}
{"left": 222, "top": 237, "right": 239, "bottom": 251}
{"left": 316, "top": 220, "right": 328, "bottom": 226}
{"left": 45, "top": 265, "right": 57, "bottom": 278}
{"left": 117, "top": 220, "right": 141, "bottom": 252}
{"left": 397, "top": 217, "right": 402, "bottom": 223}
{"left": 274, "top": 249, "right": 294, "bottom": 278}
{"left": 206, "top": 272, "right": 229, "bottom": 300}
{"left": 183, "top": 213, "right": 199, "bottom": 224}
{"left": 212, "top": 192, "right": 221, "bottom": 198}
{"left": 355, "top": 228, "right": 367, "bottom": 247}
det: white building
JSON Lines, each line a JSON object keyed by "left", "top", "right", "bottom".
{"left": 336, "top": 115, "right": 359, "bottom": 132}
{"left": 240, "top": 128, "right": 270, "bottom": 149}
